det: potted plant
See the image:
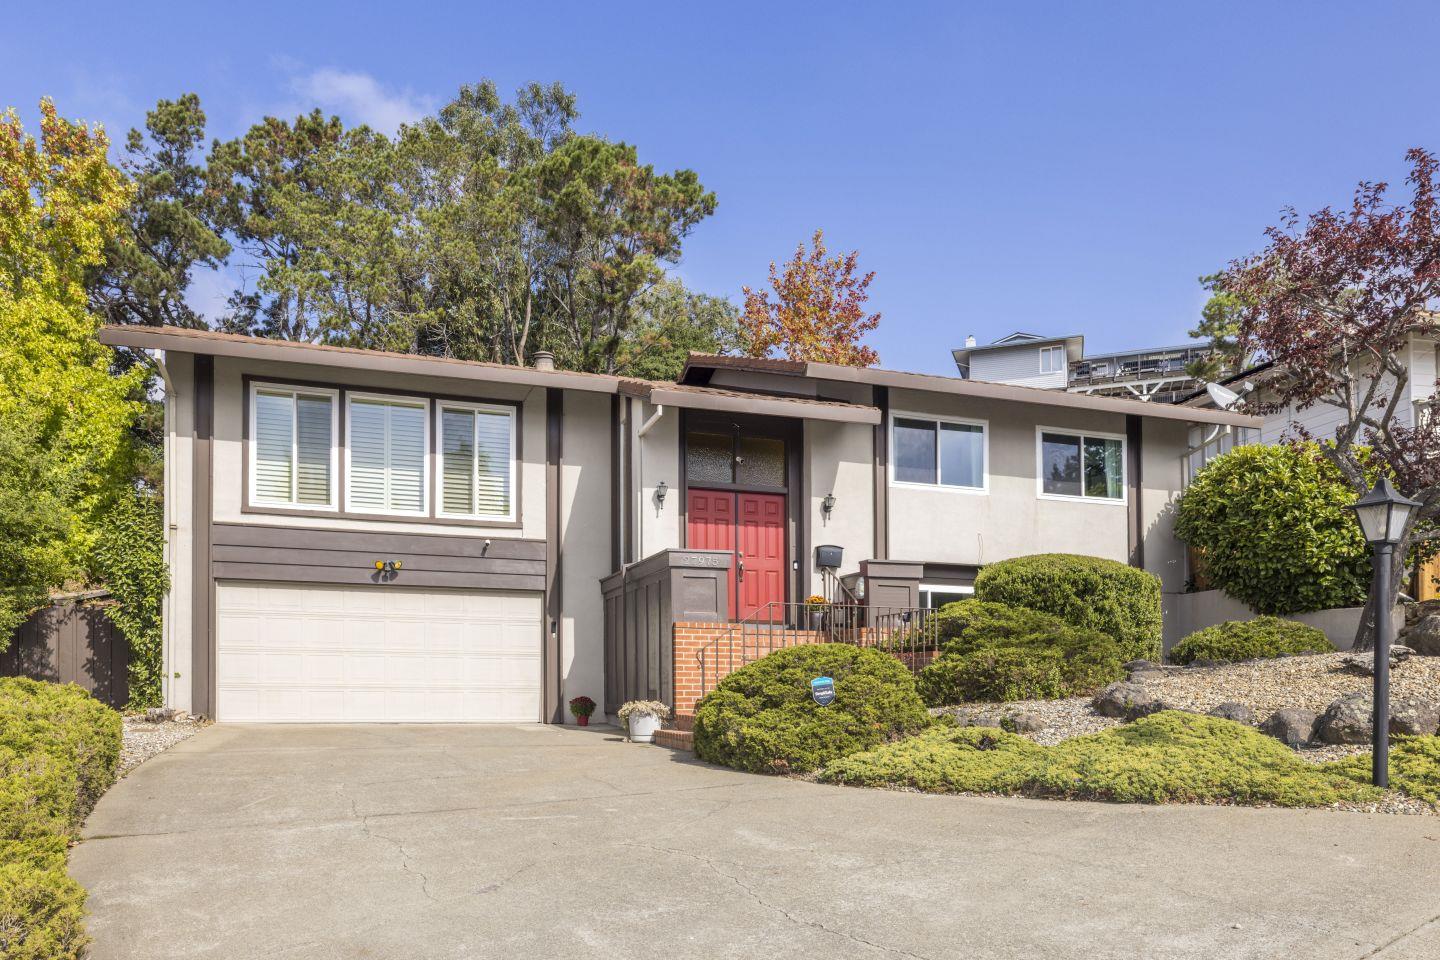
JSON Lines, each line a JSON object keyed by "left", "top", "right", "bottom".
{"left": 616, "top": 700, "right": 671, "bottom": 743}
{"left": 568, "top": 695, "right": 596, "bottom": 726}
{"left": 806, "top": 594, "right": 828, "bottom": 629}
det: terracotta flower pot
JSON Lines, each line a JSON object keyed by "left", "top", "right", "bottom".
{"left": 576, "top": 715, "right": 589, "bottom": 726}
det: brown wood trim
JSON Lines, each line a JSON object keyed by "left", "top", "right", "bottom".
{"left": 545, "top": 388, "right": 563, "bottom": 723}
{"left": 1126, "top": 414, "right": 1144, "bottom": 568}
{"left": 212, "top": 563, "right": 545, "bottom": 591}
{"left": 677, "top": 407, "right": 689, "bottom": 549}
{"left": 239, "top": 373, "right": 524, "bottom": 528}
{"left": 873, "top": 385, "right": 889, "bottom": 560}
{"left": 212, "top": 522, "right": 545, "bottom": 559}
{"left": 211, "top": 545, "right": 544, "bottom": 576}
{"left": 193, "top": 354, "right": 215, "bottom": 718}
{"left": 790, "top": 421, "right": 805, "bottom": 607}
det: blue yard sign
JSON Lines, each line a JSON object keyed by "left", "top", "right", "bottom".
{"left": 811, "top": 676, "right": 836, "bottom": 707}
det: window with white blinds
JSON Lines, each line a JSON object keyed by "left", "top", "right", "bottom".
{"left": 439, "top": 404, "right": 515, "bottom": 519}
{"left": 346, "top": 395, "right": 429, "bottom": 515}
{"left": 250, "top": 385, "right": 336, "bottom": 508}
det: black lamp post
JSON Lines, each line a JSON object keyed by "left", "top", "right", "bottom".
{"left": 1349, "top": 476, "right": 1420, "bottom": 787}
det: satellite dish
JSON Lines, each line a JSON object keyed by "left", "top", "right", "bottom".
{"left": 1204, "top": 380, "right": 1254, "bottom": 411}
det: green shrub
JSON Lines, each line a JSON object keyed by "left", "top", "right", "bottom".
{"left": 1170, "top": 616, "right": 1336, "bottom": 665}
{"left": 692, "top": 644, "right": 930, "bottom": 775}
{"left": 973, "top": 554, "right": 1162, "bottom": 661}
{"left": 1330, "top": 736, "right": 1440, "bottom": 804}
{"left": 0, "top": 837, "right": 90, "bottom": 960}
{"left": 0, "top": 678, "right": 122, "bottom": 831}
{"left": 0, "top": 680, "right": 120, "bottom": 960}
{"left": 822, "top": 711, "right": 1383, "bottom": 807}
{"left": 1174, "top": 443, "right": 1373, "bottom": 614}
{"left": 915, "top": 600, "right": 1123, "bottom": 705}
{"left": 90, "top": 491, "right": 169, "bottom": 709}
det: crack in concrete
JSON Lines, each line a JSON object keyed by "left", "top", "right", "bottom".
{"left": 623, "top": 840, "right": 934, "bottom": 960}
{"left": 1355, "top": 909, "right": 1440, "bottom": 958}
{"left": 350, "top": 797, "right": 440, "bottom": 905}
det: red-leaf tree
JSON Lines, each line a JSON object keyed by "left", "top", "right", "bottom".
{"left": 740, "top": 229, "right": 880, "bottom": 365}
{"left": 1220, "top": 148, "right": 1440, "bottom": 649}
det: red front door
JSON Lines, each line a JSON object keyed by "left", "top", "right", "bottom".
{"left": 687, "top": 489, "right": 786, "bottom": 620}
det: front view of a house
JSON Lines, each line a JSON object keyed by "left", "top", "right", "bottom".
{"left": 100, "top": 325, "right": 1259, "bottom": 725}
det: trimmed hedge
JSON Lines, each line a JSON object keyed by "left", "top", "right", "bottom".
{"left": 973, "top": 554, "right": 1162, "bottom": 662}
{"left": 822, "top": 711, "right": 1385, "bottom": 807}
{"left": 0, "top": 678, "right": 122, "bottom": 960}
{"left": 1173, "top": 443, "right": 1372, "bottom": 614}
{"left": 1169, "top": 616, "right": 1336, "bottom": 665}
{"left": 916, "top": 600, "right": 1124, "bottom": 705}
{"left": 692, "top": 644, "right": 930, "bottom": 775}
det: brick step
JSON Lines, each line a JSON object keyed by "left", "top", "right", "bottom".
{"left": 652, "top": 729, "right": 694, "bottom": 751}
{"left": 669, "top": 712, "right": 695, "bottom": 732}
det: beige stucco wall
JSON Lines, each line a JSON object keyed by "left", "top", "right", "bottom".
{"left": 209, "top": 356, "right": 547, "bottom": 539}
{"left": 804, "top": 420, "right": 874, "bottom": 594}
{"left": 884, "top": 388, "right": 1131, "bottom": 567}
{"left": 632, "top": 399, "right": 682, "bottom": 557}
{"left": 162, "top": 351, "right": 196, "bottom": 713}
{"left": 559, "top": 391, "right": 612, "bottom": 714}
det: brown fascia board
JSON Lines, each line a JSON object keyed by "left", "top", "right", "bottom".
{"left": 644, "top": 385, "right": 881, "bottom": 424}
{"left": 98, "top": 325, "right": 622, "bottom": 394}
{"left": 804, "top": 361, "right": 1262, "bottom": 428}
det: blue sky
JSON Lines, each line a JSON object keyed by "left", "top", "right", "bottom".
{"left": 6, "top": 1, "right": 1439, "bottom": 374}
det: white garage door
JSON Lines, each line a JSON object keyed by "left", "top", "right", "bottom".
{"left": 215, "top": 582, "right": 543, "bottom": 722}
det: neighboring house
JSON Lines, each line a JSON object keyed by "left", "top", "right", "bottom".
{"left": 99, "top": 325, "right": 1258, "bottom": 725}
{"left": 954, "top": 331, "right": 1218, "bottom": 403}
{"left": 1181, "top": 332, "right": 1439, "bottom": 445}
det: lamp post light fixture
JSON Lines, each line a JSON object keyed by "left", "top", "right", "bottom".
{"left": 1349, "top": 476, "right": 1420, "bottom": 787}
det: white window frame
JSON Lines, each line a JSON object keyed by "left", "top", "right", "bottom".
{"left": 888, "top": 412, "right": 989, "bottom": 494}
{"left": 1034, "top": 425, "right": 1127, "bottom": 505}
{"left": 247, "top": 381, "right": 339, "bottom": 511}
{"left": 1039, "top": 344, "right": 1066, "bottom": 374}
{"left": 919, "top": 583, "right": 975, "bottom": 609}
{"left": 435, "top": 400, "right": 518, "bottom": 523}
{"left": 344, "top": 391, "right": 432, "bottom": 518}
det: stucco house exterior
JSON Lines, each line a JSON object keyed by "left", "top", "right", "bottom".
{"left": 100, "top": 324, "right": 1259, "bottom": 725}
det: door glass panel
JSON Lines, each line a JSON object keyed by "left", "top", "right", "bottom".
{"left": 686, "top": 431, "right": 733, "bottom": 485}
{"left": 736, "top": 436, "right": 785, "bottom": 488}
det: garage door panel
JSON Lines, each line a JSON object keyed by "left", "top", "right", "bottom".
{"left": 216, "top": 582, "right": 543, "bottom": 723}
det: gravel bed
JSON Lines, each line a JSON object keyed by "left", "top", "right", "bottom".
{"left": 931, "top": 698, "right": 1121, "bottom": 745}
{"left": 1135, "top": 652, "right": 1440, "bottom": 718}
{"left": 120, "top": 716, "right": 205, "bottom": 775}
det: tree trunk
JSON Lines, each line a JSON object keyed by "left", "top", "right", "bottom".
{"left": 1352, "top": 546, "right": 1408, "bottom": 651}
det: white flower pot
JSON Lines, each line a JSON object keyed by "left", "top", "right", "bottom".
{"left": 628, "top": 712, "right": 662, "bottom": 743}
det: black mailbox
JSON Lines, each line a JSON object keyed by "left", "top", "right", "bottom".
{"left": 814, "top": 544, "right": 843, "bottom": 570}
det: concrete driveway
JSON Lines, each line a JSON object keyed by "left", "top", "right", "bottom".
{"left": 73, "top": 724, "right": 1440, "bottom": 960}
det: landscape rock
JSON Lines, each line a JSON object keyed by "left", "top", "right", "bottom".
{"left": 1317, "top": 693, "right": 1373, "bottom": 745}
{"left": 1207, "top": 702, "right": 1255, "bottom": 725}
{"left": 1005, "top": 711, "right": 1046, "bottom": 734}
{"left": 1092, "top": 681, "right": 1166, "bottom": 721}
{"left": 1261, "top": 708, "right": 1319, "bottom": 747}
{"left": 1388, "top": 696, "right": 1440, "bottom": 736}
{"left": 1400, "top": 611, "right": 1440, "bottom": 656}
{"left": 1124, "top": 659, "right": 1165, "bottom": 680}
{"left": 1340, "top": 646, "right": 1414, "bottom": 675}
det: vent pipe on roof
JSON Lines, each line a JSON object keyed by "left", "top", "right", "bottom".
{"left": 965, "top": 335, "right": 977, "bottom": 348}
{"left": 532, "top": 350, "right": 556, "bottom": 371}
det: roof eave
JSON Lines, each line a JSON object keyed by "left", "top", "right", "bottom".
{"left": 98, "top": 326, "right": 620, "bottom": 394}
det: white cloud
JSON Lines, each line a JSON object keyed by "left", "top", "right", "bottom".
{"left": 288, "top": 68, "right": 436, "bottom": 135}
{"left": 185, "top": 265, "right": 239, "bottom": 324}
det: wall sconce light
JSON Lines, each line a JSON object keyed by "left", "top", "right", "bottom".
{"left": 821, "top": 492, "right": 836, "bottom": 518}
{"left": 656, "top": 481, "right": 668, "bottom": 507}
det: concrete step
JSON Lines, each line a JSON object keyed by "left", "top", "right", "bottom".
{"left": 653, "top": 729, "right": 694, "bottom": 751}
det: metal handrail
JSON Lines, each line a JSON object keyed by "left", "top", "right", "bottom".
{"left": 694, "top": 601, "right": 942, "bottom": 704}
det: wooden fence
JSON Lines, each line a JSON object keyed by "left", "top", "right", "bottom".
{"left": 0, "top": 593, "right": 128, "bottom": 707}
